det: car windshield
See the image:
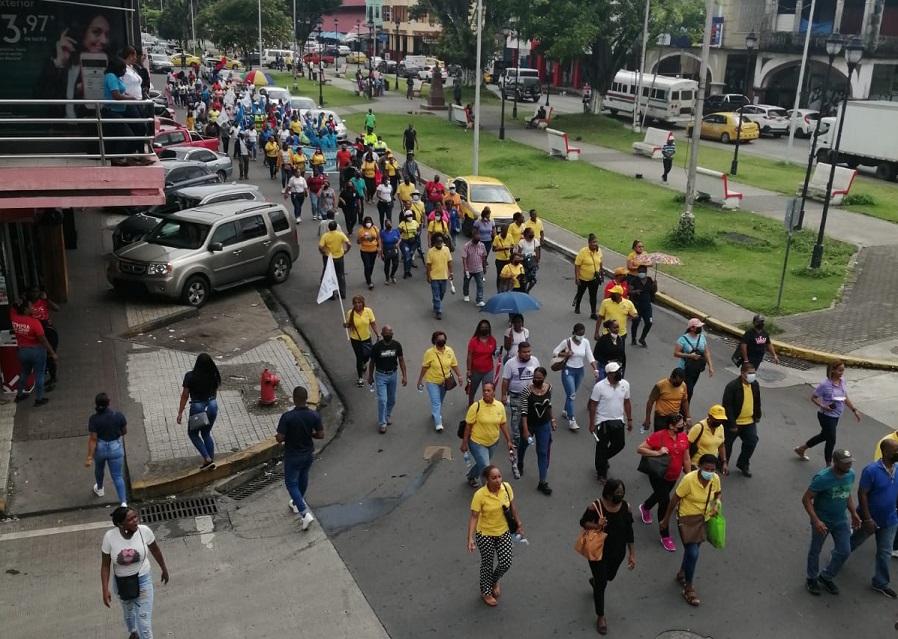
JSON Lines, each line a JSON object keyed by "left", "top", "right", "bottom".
{"left": 470, "top": 184, "right": 515, "bottom": 204}
{"left": 767, "top": 108, "right": 788, "bottom": 117}
{"left": 147, "top": 219, "right": 211, "bottom": 249}
{"left": 145, "top": 193, "right": 183, "bottom": 216}
{"left": 291, "top": 97, "right": 316, "bottom": 111}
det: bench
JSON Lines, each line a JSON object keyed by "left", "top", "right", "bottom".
{"left": 796, "top": 162, "right": 857, "bottom": 206}
{"left": 449, "top": 103, "right": 473, "bottom": 130}
{"left": 695, "top": 167, "right": 742, "bottom": 209}
{"left": 525, "top": 106, "right": 554, "bottom": 130}
{"left": 334, "top": 64, "right": 348, "bottom": 78}
{"left": 632, "top": 127, "right": 671, "bottom": 160}
{"left": 546, "top": 128, "right": 581, "bottom": 160}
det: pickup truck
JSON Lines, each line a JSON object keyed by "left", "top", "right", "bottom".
{"left": 153, "top": 117, "right": 220, "bottom": 154}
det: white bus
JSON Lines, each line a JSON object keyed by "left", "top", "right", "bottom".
{"left": 603, "top": 70, "right": 697, "bottom": 125}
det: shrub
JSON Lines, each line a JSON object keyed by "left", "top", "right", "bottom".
{"left": 661, "top": 224, "right": 716, "bottom": 249}
{"left": 843, "top": 192, "right": 876, "bottom": 206}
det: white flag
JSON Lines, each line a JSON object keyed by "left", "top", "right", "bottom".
{"left": 317, "top": 255, "right": 340, "bottom": 304}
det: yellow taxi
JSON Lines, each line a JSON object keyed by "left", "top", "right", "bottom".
{"left": 208, "top": 55, "right": 243, "bottom": 70}
{"left": 170, "top": 53, "right": 202, "bottom": 68}
{"left": 686, "top": 112, "right": 760, "bottom": 143}
{"left": 347, "top": 51, "right": 368, "bottom": 64}
{"left": 451, "top": 176, "right": 523, "bottom": 235}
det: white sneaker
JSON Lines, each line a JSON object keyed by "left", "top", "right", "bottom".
{"left": 435, "top": 423, "right": 444, "bottom": 432}
{"left": 93, "top": 484, "right": 105, "bottom": 497}
{"left": 561, "top": 410, "right": 569, "bottom": 420}
{"left": 476, "top": 301, "right": 486, "bottom": 307}
{"left": 569, "top": 419, "right": 580, "bottom": 431}
{"left": 301, "top": 511, "right": 315, "bottom": 531}
{"left": 120, "top": 502, "right": 128, "bottom": 508}
{"left": 892, "top": 550, "right": 898, "bottom": 558}
{"left": 289, "top": 500, "right": 299, "bottom": 514}
{"left": 463, "top": 295, "right": 470, "bottom": 302}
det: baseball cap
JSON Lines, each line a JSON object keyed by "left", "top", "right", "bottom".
{"left": 833, "top": 449, "right": 854, "bottom": 463}
{"left": 708, "top": 404, "right": 727, "bottom": 420}
{"left": 614, "top": 267, "right": 627, "bottom": 276}
{"left": 609, "top": 285, "right": 624, "bottom": 295}
{"left": 604, "top": 362, "right": 621, "bottom": 373}
{"left": 753, "top": 314, "right": 766, "bottom": 323}
{"left": 687, "top": 318, "right": 704, "bottom": 329}
{"left": 412, "top": 189, "right": 420, "bottom": 195}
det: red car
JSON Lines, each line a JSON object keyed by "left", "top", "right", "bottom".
{"left": 303, "top": 52, "right": 335, "bottom": 67}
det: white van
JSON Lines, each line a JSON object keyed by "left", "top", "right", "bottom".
{"left": 263, "top": 48, "right": 293, "bottom": 68}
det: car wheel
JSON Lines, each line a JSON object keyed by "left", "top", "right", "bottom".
{"left": 268, "top": 253, "right": 292, "bottom": 284}
{"left": 816, "top": 148, "right": 831, "bottom": 163}
{"left": 762, "top": 126, "right": 771, "bottom": 134}
{"left": 181, "top": 275, "right": 209, "bottom": 307}
{"left": 216, "top": 170, "right": 227, "bottom": 182}
{"left": 720, "top": 132, "right": 730, "bottom": 143}
{"left": 875, "top": 162, "right": 898, "bottom": 182}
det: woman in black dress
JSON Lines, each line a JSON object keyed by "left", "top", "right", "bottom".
{"left": 594, "top": 319, "right": 627, "bottom": 378}
{"left": 176, "top": 353, "right": 222, "bottom": 469}
{"left": 579, "top": 478, "right": 636, "bottom": 635}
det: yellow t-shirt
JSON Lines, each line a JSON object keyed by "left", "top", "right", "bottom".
{"left": 428, "top": 219, "right": 450, "bottom": 238}
{"left": 345, "top": 307, "right": 376, "bottom": 341}
{"left": 466, "top": 399, "right": 506, "bottom": 447}
{"left": 471, "top": 483, "right": 515, "bottom": 536}
{"left": 688, "top": 420, "right": 725, "bottom": 467}
{"left": 396, "top": 182, "right": 415, "bottom": 203}
{"left": 399, "top": 219, "right": 419, "bottom": 240}
{"left": 736, "top": 383, "right": 754, "bottom": 425}
{"left": 410, "top": 201, "right": 426, "bottom": 222}
{"left": 874, "top": 433, "right": 898, "bottom": 461}
{"left": 264, "top": 140, "right": 279, "bottom": 157}
{"left": 598, "top": 298, "right": 637, "bottom": 335}
{"left": 524, "top": 218, "right": 544, "bottom": 238}
{"left": 627, "top": 250, "right": 641, "bottom": 276}
{"left": 319, "top": 230, "right": 349, "bottom": 258}
{"left": 426, "top": 246, "right": 452, "bottom": 279}
{"left": 500, "top": 263, "right": 524, "bottom": 289}
{"left": 361, "top": 160, "right": 377, "bottom": 179}
{"left": 311, "top": 152, "right": 326, "bottom": 167}
{"left": 294, "top": 153, "right": 307, "bottom": 171}
{"left": 363, "top": 132, "right": 377, "bottom": 146}
{"left": 443, "top": 193, "right": 461, "bottom": 210}
{"left": 508, "top": 222, "right": 524, "bottom": 246}
{"left": 654, "top": 378, "right": 687, "bottom": 416}
{"left": 384, "top": 160, "right": 398, "bottom": 177}
{"left": 676, "top": 470, "right": 721, "bottom": 519}
{"left": 574, "top": 246, "right": 603, "bottom": 280}
{"left": 289, "top": 120, "right": 302, "bottom": 134}
{"left": 493, "top": 234, "right": 514, "bottom": 261}
{"left": 422, "top": 346, "right": 458, "bottom": 384}
{"left": 357, "top": 226, "right": 380, "bottom": 252}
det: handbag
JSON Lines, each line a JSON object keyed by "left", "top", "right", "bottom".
{"left": 731, "top": 343, "right": 744, "bottom": 367}
{"left": 637, "top": 453, "right": 670, "bottom": 480}
{"left": 187, "top": 407, "right": 210, "bottom": 433}
{"left": 707, "top": 509, "right": 726, "bottom": 549}
{"left": 502, "top": 483, "right": 518, "bottom": 534}
{"left": 437, "top": 350, "right": 457, "bottom": 391}
{"left": 458, "top": 401, "right": 480, "bottom": 438}
{"left": 677, "top": 480, "right": 713, "bottom": 545}
{"left": 682, "top": 336, "right": 707, "bottom": 375}
{"left": 114, "top": 529, "right": 146, "bottom": 601}
{"left": 574, "top": 500, "right": 608, "bottom": 561}
{"left": 551, "top": 339, "right": 572, "bottom": 372}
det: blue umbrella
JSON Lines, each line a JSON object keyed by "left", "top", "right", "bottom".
{"left": 480, "top": 291, "right": 542, "bottom": 315}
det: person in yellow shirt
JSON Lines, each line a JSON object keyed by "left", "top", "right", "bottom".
{"left": 289, "top": 116, "right": 302, "bottom": 135}
{"left": 573, "top": 233, "right": 604, "bottom": 319}
{"left": 499, "top": 251, "right": 525, "bottom": 291}
{"left": 427, "top": 213, "right": 451, "bottom": 249}
{"left": 596, "top": 286, "right": 638, "bottom": 342}
{"left": 356, "top": 216, "right": 380, "bottom": 289}
{"left": 264, "top": 137, "right": 279, "bottom": 179}
{"left": 687, "top": 405, "right": 728, "bottom": 472}
{"left": 721, "top": 363, "right": 762, "bottom": 477}
{"left": 416, "top": 329, "right": 463, "bottom": 430}
{"left": 643, "top": 368, "right": 691, "bottom": 433}
{"left": 293, "top": 149, "right": 308, "bottom": 174}
{"left": 492, "top": 225, "right": 514, "bottom": 292}
{"left": 363, "top": 131, "right": 377, "bottom": 147}
{"left": 396, "top": 176, "right": 415, "bottom": 207}
{"left": 398, "top": 207, "right": 420, "bottom": 278}
{"left": 426, "top": 234, "right": 453, "bottom": 319}
{"left": 361, "top": 151, "right": 378, "bottom": 203}
{"left": 874, "top": 430, "right": 898, "bottom": 461}
{"left": 523, "top": 209, "right": 545, "bottom": 243}
{"left": 310, "top": 146, "right": 326, "bottom": 176}
{"left": 461, "top": 382, "right": 512, "bottom": 488}
{"left": 318, "top": 221, "right": 350, "bottom": 299}
{"left": 343, "top": 295, "right": 379, "bottom": 386}
{"left": 508, "top": 212, "right": 525, "bottom": 246}
{"left": 380, "top": 151, "right": 400, "bottom": 191}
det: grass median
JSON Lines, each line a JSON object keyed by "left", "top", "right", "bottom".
{"left": 547, "top": 112, "right": 898, "bottom": 224}
{"left": 347, "top": 112, "right": 855, "bottom": 316}
{"left": 269, "top": 71, "right": 369, "bottom": 108}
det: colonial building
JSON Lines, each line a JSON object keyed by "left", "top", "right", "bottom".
{"left": 328, "top": 0, "right": 442, "bottom": 60}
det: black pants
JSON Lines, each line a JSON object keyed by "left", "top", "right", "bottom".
{"left": 495, "top": 258, "right": 509, "bottom": 291}
{"left": 662, "top": 157, "right": 673, "bottom": 179}
{"left": 350, "top": 338, "right": 371, "bottom": 378}
{"left": 383, "top": 248, "right": 399, "bottom": 280}
{"left": 266, "top": 156, "right": 277, "bottom": 178}
{"left": 238, "top": 155, "right": 249, "bottom": 178}
{"left": 222, "top": 137, "right": 230, "bottom": 154}
{"left": 805, "top": 413, "right": 840, "bottom": 464}
{"left": 377, "top": 200, "right": 392, "bottom": 228}
{"left": 594, "top": 422, "right": 625, "bottom": 478}
{"left": 683, "top": 368, "right": 702, "bottom": 403}
{"left": 360, "top": 251, "right": 377, "bottom": 285}
{"left": 630, "top": 303, "right": 653, "bottom": 342}
{"left": 643, "top": 474, "right": 676, "bottom": 537}
{"left": 574, "top": 277, "right": 601, "bottom": 315}
{"left": 320, "top": 255, "right": 346, "bottom": 298}
{"left": 588, "top": 552, "right": 625, "bottom": 616}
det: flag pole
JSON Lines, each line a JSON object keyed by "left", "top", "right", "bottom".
{"left": 338, "top": 295, "right": 350, "bottom": 341}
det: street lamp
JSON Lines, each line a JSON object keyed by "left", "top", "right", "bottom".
{"left": 544, "top": 61, "right": 551, "bottom": 107}
{"left": 394, "top": 19, "right": 401, "bottom": 91}
{"left": 511, "top": 30, "right": 520, "bottom": 119}
{"left": 367, "top": 20, "right": 374, "bottom": 99}
{"left": 730, "top": 30, "right": 757, "bottom": 176}
{"left": 810, "top": 36, "right": 864, "bottom": 269}
{"left": 355, "top": 20, "right": 362, "bottom": 70}
{"left": 317, "top": 22, "right": 324, "bottom": 107}
{"left": 796, "top": 32, "right": 843, "bottom": 230}
{"left": 499, "top": 25, "right": 511, "bottom": 140}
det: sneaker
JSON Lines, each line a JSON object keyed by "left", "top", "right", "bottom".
{"left": 661, "top": 536, "right": 676, "bottom": 552}
{"left": 569, "top": 419, "right": 580, "bottom": 431}
{"left": 357, "top": 378, "right": 365, "bottom": 387}
{"left": 892, "top": 550, "right": 898, "bottom": 558}
{"left": 463, "top": 295, "right": 470, "bottom": 302}
{"left": 289, "top": 500, "right": 299, "bottom": 514}
{"left": 34, "top": 398, "right": 49, "bottom": 407}
{"left": 300, "top": 510, "right": 315, "bottom": 531}
{"left": 537, "top": 482, "right": 553, "bottom": 495}
{"left": 806, "top": 579, "right": 821, "bottom": 596}
{"left": 639, "top": 503, "right": 652, "bottom": 524}
{"left": 378, "top": 424, "right": 387, "bottom": 434}
{"left": 818, "top": 577, "right": 839, "bottom": 595}
{"left": 435, "top": 423, "right": 444, "bottom": 432}
{"left": 477, "top": 301, "right": 486, "bottom": 307}
{"left": 120, "top": 502, "right": 128, "bottom": 508}
{"left": 14, "top": 394, "right": 29, "bottom": 403}
{"left": 872, "top": 584, "right": 898, "bottom": 599}
{"left": 736, "top": 464, "right": 753, "bottom": 478}
{"left": 561, "top": 410, "right": 569, "bottom": 420}
{"left": 639, "top": 339, "right": 648, "bottom": 348}
{"left": 93, "top": 483, "right": 105, "bottom": 497}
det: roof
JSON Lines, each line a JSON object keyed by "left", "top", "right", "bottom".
{"left": 170, "top": 200, "right": 278, "bottom": 224}
{"left": 174, "top": 184, "right": 261, "bottom": 199}
{"left": 453, "top": 176, "right": 507, "bottom": 185}
{"left": 160, "top": 159, "right": 209, "bottom": 173}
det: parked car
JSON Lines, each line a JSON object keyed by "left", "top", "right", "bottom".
{"left": 398, "top": 63, "right": 421, "bottom": 78}
{"left": 418, "top": 65, "right": 447, "bottom": 82}
{"left": 153, "top": 118, "right": 221, "bottom": 153}
{"left": 499, "top": 68, "right": 542, "bottom": 102}
{"left": 290, "top": 96, "right": 317, "bottom": 112}
{"left": 204, "top": 55, "right": 243, "bottom": 70}
{"left": 347, "top": 51, "right": 367, "bottom": 64}
{"left": 703, "top": 93, "right": 751, "bottom": 115}
{"left": 452, "top": 176, "right": 523, "bottom": 235}
{"left": 685, "top": 112, "right": 760, "bottom": 143}
{"left": 378, "top": 59, "right": 398, "bottom": 74}
{"left": 299, "top": 109, "right": 348, "bottom": 142}
{"left": 169, "top": 53, "right": 202, "bottom": 68}
{"left": 149, "top": 54, "right": 173, "bottom": 73}
{"left": 108, "top": 201, "right": 299, "bottom": 307}
{"left": 337, "top": 45, "right": 351, "bottom": 57}
{"left": 159, "top": 159, "right": 221, "bottom": 193}
{"left": 304, "top": 52, "right": 335, "bottom": 67}
{"left": 740, "top": 104, "right": 789, "bottom": 137}
{"left": 152, "top": 103, "right": 176, "bottom": 120}
{"left": 786, "top": 108, "right": 820, "bottom": 138}
{"left": 261, "top": 86, "right": 292, "bottom": 106}
{"left": 112, "top": 183, "right": 265, "bottom": 249}
{"left": 159, "top": 147, "right": 233, "bottom": 181}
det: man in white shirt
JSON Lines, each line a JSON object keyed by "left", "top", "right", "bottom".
{"left": 282, "top": 167, "right": 308, "bottom": 222}
{"left": 246, "top": 126, "right": 258, "bottom": 161}
{"left": 501, "top": 342, "right": 540, "bottom": 448}
{"left": 236, "top": 132, "right": 250, "bottom": 179}
{"left": 588, "top": 361, "right": 632, "bottom": 482}
{"left": 375, "top": 178, "right": 394, "bottom": 228}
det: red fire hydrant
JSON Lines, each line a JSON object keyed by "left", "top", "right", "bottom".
{"left": 259, "top": 368, "right": 280, "bottom": 405}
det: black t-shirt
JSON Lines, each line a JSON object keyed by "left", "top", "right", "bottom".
{"left": 741, "top": 329, "right": 770, "bottom": 361}
{"left": 182, "top": 370, "right": 219, "bottom": 402}
{"left": 277, "top": 406, "right": 323, "bottom": 454}
{"left": 370, "top": 339, "right": 404, "bottom": 372}
{"left": 403, "top": 129, "right": 416, "bottom": 149}
{"left": 89, "top": 408, "right": 127, "bottom": 441}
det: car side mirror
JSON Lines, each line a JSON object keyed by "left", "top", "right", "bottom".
{"left": 209, "top": 242, "right": 223, "bottom": 252}
{"left": 514, "top": 197, "right": 521, "bottom": 202}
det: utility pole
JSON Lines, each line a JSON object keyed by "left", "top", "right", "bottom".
{"left": 472, "top": 0, "right": 483, "bottom": 175}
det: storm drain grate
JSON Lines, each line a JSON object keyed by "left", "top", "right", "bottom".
{"left": 139, "top": 497, "right": 219, "bottom": 524}
{"left": 719, "top": 337, "right": 814, "bottom": 371}
{"left": 225, "top": 466, "right": 284, "bottom": 501}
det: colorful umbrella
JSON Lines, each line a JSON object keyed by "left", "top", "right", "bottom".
{"left": 634, "top": 251, "right": 683, "bottom": 266}
{"left": 243, "top": 70, "right": 274, "bottom": 86}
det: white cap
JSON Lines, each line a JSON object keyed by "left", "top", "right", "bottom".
{"left": 605, "top": 362, "right": 621, "bottom": 374}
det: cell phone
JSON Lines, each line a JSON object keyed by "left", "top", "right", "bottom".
{"left": 592, "top": 430, "right": 600, "bottom": 442}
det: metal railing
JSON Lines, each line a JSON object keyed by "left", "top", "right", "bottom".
{"left": 0, "top": 99, "right": 157, "bottom": 165}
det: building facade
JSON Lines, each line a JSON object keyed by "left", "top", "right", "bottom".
{"left": 327, "top": 0, "right": 442, "bottom": 60}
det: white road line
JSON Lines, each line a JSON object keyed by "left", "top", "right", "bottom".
{"left": 0, "top": 520, "right": 111, "bottom": 542}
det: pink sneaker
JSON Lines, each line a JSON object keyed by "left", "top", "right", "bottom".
{"left": 639, "top": 503, "right": 653, "bottom": 524}
{"left": 661, "top": 536, "right": 677, "bottom": 552}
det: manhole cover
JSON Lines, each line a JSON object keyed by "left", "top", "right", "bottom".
{"left": 657, "top": 632, "right": 712, "bottom": 639}
{"left": 139, "top": 497, "right": 219, "bottom": 524}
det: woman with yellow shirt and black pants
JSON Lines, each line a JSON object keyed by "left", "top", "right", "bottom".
{"left": 361, "top": 151, "right": 378, "bottom": 203}
{"left": 344, "top": 296, "right": 379, "bottom": 387}
{"left": 467, "top": 464, "right": 523, "bottom": 607}
{"left": 461, "top": 382, "right": 513, "bottom": 488}
{"left": 356, "top": 216, "right": 381, "bottom": 290}
{"left": 417, "top": 330, "right": 463, "bottom": 431}
{"left": 492, "top": 225, "right": 514, "bottom": 292}
{"left": 573, "top": 234, "right": 604, "bottom": 319}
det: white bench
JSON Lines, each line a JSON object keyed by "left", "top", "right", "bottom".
{"left": 546, "top": 128, "right": 581, "bottom": 160}
{"left": 695, "top": 167, "right": 742, "bottom": 209}
{"left": 334, "top": 64, "right": 348, "bottom": 78}
{"left": 796, "top": 162, "right": 857, "bottom": 206}
{"left": 632, "top": 127, "right": 670, "bottom": 160}
{"left": 526, "top": 106, "right": 554, "bottom": 130}
{"left": 449, "top": 103, "right": 473, "bottom": 130}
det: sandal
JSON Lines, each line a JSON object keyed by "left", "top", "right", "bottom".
{"left": 683, "top": 587, "right": 701, "bottom": 607}
{"left": 676, "top": 571, "right": 686, "bottom": 587}
{"left": 481, "top": 593, "right": 497, "bottom": 607}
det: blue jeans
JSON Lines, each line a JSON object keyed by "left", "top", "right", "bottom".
{"left": 467, "top": 439, "right": 498, "bottom": 481}
{"left": 290, "top": 193, "right": 305, "bottom": 220}
{"left": 851, "top": 522, "right": 898, "bottom": 588}
{"left": 425, "top": 381, "right": 446, "bottom": 427}
{"left": 284, "top": 451, "right": 314, "bottom": 514}
{"left": 561, "top": 365, "right": 586, "bottom": 419}
{"left": 17, "top": 346, "right": 47, "bottom": 400}
{"left": 375, "top": 370, "right": 398, "bottom": 426}
{"left": 400, "top": 238, "right": 418, "bottom": 274}
{"left": 113, "top": 571, "right": 154, "bottom": 638}
{"left": 310, "top": 192, "right": 320, "bottom": 217}
{"left": 807, "top": 518, "right": 851, "bottom": 581}
{"left": 463, "top": 270, "right": 484, "bottom": 302}
{"left": 94, "top": 438, "right": 127, "bottom": 504}
{"left": 188, "top": 399, "right": 218, "bottom": 460}
{"left": 281, "top": 166, "right": 292, "bottom": 188}
{"left": 431, "top": 279, "right": 447, "bottom": 313}
{"left": 680, "top": 542, "right": 701, "bottom": 584}
{"left": 518, "top": 421, "right": 552, "bottom": 482}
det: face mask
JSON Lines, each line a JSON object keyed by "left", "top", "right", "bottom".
{"left": 675, "top": 425, "right": 685, "bottom": 433}
{"left": 755, "top": 322, "right": 764, "bottom": 330}
{"left": 700, "top": 470, "right": 715, "bottom": 481}
{"left": 479, "top": 327, "right": 489, "bottom": 335}
{"left": 472, "top": 237, "right": 479, "bottom": 243}
{"left": 532, "top": 379, "right": 544, "bottom": 388}
{"left": 745, "top": 373, "right": 757, "bottom": 384}
{"left": 365, "top": 222, "right": 373, "bottom": 228}
{"left": 435, "top": 339, "right": 446, "bottom": 347}
{"left": 412, "top": 195, "right": 420, "bottom": 201}
{"left": 382, "top": 334, "right": 392, "bottom": 343}
{"left": 694, "top": 327, "right": 703, "bottom": 334}
{"left": 610, "top": 494, "right": 624, "bottom": 504}
{"left": 572, "top": 335, "right": 584, "bottom": 343}
{"left": 637, "top": 272, "right": 647, "bottom": 279}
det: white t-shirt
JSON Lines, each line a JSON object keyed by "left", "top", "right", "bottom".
{"left": 285, "top": 176, "right": 307, "bottom": 195}
{"left": 376, "top": 183, "right": 393, "bottom": 203}
{"left": 123, "top": 66, "right": 143, "bottom": 99}
{"left": 504, "top": 327, "right": 530, "bottom": 360}
{"left": 502, "top": 355, "right": 540, "bottom": 395}
{"left": 589, "top": 378, "right": 631, "bottom": 424}
{"left": 552, "top": 337, "right": 596, "bottom": 370}
{"left": 101, "top": 524, "right": 155, "bottom": 577}
{"left": 518, "top": 238, "right": 540, "bottom": 257}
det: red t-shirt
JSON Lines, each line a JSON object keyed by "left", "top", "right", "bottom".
{"left": 467, "top": 335, "right": 497, "bottom": 374}
{"left": 336, "top": 149, "right": 352, "bottom": 169}
{"left": 604, "top": 280, "right": 629, "bottom": 299}
{"left": 31, "top": 299, "right": 51, "bottom": 323}
{"left": 645, "top": 429, "right": 689, "bottom": 481}
{"left": 425, "top": 181, "right": 445, "bottom": 202}
{"left": 10, "top": 308, "right": 45, "bottom": 348}
{"left": 307, "top": 174, "right": 324, "bottom": 193}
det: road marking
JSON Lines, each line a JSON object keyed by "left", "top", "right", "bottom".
{"left": 0, "top": 520, "right": 111, "bottom": 542}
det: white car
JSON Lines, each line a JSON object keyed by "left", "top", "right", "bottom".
{"left": 301, "top": 108, "right": 347, "bottom": 142}
{"left": 337, "top": 45, "right": 351, "bottom": 57}
{"left": 786, "top": 109, "right": 821, "bottom": 138}
{"left": 740, "top": 104, "right": 790, "bottom": 137}
{"left": 291, "top": 96, "right": 317, "bottom": 112}
{"left": 417, "top": 65, "right": 446, "bottom": 82}
{"left": 262, "top": 86, "right": 292, "bottom": 105}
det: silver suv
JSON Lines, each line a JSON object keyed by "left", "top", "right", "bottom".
{"left": 107, "top": 201, "right": 299, "bottom": 307}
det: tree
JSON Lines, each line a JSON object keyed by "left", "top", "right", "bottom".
{"left": 283, "top": 0, "right": 342, "bottom": 52}
{"left": 197, "top": 0, "right": 290, "bottom": 55}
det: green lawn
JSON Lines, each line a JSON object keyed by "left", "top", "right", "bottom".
{"left": 548, "top": 113, "right": 898, "bottom": 224}
{"left": 269, "top": 72, "right": 369, "bottom": 108}
{"left": 347, "top": 112, "right": 855, "bottom": 316}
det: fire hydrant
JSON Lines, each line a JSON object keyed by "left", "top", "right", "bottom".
{"left": 259, "top": 368, "right": 280, "bottom": 405}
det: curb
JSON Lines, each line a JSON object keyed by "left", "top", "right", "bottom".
{"left": 119, "top": 306, "right": 198, "bottom": 339}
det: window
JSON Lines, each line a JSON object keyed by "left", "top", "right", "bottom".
{"left": 210, "top": 221, "right": 239, "bottom": 247}
{"left": 170, "top": 131, "right": 186, "bottom": 144}
{"left": 185, "top": 167, "right": 206, "bottom": 179}
{"left": 383, "top": 6, "right": 391, "bottom": 22}
{"left": 671, "top": 90, "right": 679, "bottom": 100}
{"left": 680, "top": 90, "right": 693, "bottom": 101}
{"left": 167, "top": 168, "right": 186, "bottom": 183}
{"left": 453, "top": 179, "right": 468, "bottom": 198}
{"left": 238, "top": 215, "right": 267, "bottom": 240}
{"left": 194, "top": 150, "right": 216, "bottom": 162}
{"left": 148, "top": 220, "right": 210, "bottom": 249}
{"left": 268, "top": 209, "right": 290, "bottom": 232}
{"left": 651, "top": 88, "right": 666, "bottom": 100}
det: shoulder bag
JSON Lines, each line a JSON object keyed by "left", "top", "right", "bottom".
{"left": 574, "top": 500, "right": 608, "bottom": 561}
{"left": 638, "top": 430, "right": 672, "bottom": 479}
{"left": 677, "top": 479, "right": 713, "bottom": 545}
{"left": 551, "top": 339, "right": 572, "bottom": 372}
{"left": 437, "top": 350, "right": 457, "bottom": 391}
{"left": 688, "top": 423, "right": 706, "bottom": 459}
{"left": 458, "top": 401, "right": 480, "bottom": 439}
{"left": 682, "top": 335, "right": 707, "bottom": 375}
{"left": 114, "top": 528, "right": 146, "bottom": 601}
{"left": 187, "top": 405, "right": 210, "bottom": 433}
{"left": 349, "top": 309, "right": 373, "bottom": 359}
{"left": 502, "top": 483, "right": 518, "bottom": 535}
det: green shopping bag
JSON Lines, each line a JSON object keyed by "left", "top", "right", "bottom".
{"left": 706, "top": 510, "right": 726, "bottom": 549}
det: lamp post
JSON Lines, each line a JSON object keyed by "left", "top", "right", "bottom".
{"left": 810, "top": 36, "right": 863, "bottom": 269}
{"left": 317, "top": 22, "right": 324, "bottom": 107}
{"left": 394, "top": 19, "right": 401, "bottom": 90}
{"left": 544, "top": 61, "right": 551, "bottom": 107}
{"left": 796, "top": 32, "right": 843, "bottom": 230}
{"left": 730, "top": 30, "right": 757, "bottom": 176}
{"left": 355, "top": 20, "right": 362, "bottom": 70}
{"left": 499, "top": 25, "right": 511, "bottom": 140}
{"left": 367, "top": 21, "right": 374, "bottom": 99}
{"left": 512, "top": 31, "right": 519, "bottom": 119}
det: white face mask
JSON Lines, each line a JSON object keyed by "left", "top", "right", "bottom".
{"left": 745, "top": 373, "right": 756, "bottom": 384}
{"left": 365, "top": 222, "right": 373, "bottom": 228}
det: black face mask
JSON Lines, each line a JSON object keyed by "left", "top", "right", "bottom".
{"left": 435, "top": 339, "right": 446, "bottom": 347}
{"left": 479, "top": 328, "right": 489, "bottom": 335}
{"left": 382, "top": 335, "right": 393, "bottom": 343}
{"left": 755, "top": 322, "right": 765, "bottom": 330}
{"left": 694, "top": 328, "right": 703, "bottom": 334}
{"left": 610, "top": 494, "right": 624, "bottom": 504}
{"left": 532, "top": 379, "right": 544, "bottom": 388}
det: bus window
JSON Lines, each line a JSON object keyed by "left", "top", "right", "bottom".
{"left": 652, "top": 89, "right": 666, "bottom": 100}
{"left": 680, "top": 90, "right": 693, "bottom": 101}
{"left": 642, "top": 87, "right": 650, "bottom": 97}
{"left": 671, "top": 91, "right": 679, "bottom": 100}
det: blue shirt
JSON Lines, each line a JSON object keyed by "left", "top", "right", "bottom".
{"left": 89, "top": 408, "right": 127, "bottom": 441}
{"left": 276, "top": 406, "right": 323, "bottom": 455}
{"left": 676, "top": 333, "right": 707, "bottom": 370}
{"left": 103, "top": 73, "right": 126, "bottom": 112}
{"left": 857, "top": 460, "right": 898, "bottom": 527}
{"left": 380, "top": 227, "right": 400, "bottom": 250}
{"left": 809, "top": 467, "right": 855, "bottom": 526}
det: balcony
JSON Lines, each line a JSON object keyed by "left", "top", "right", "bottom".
{"left": 759, "top": 30, "right": 834, "bottom": 55}
{"left": 0, "top": 99, "right": 165, "bottom": 210}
